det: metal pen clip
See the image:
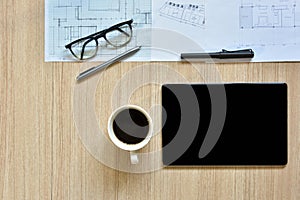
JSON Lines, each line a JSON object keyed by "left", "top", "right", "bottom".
{"left": 221, "top": 49, "right": 254, "bottom": 53}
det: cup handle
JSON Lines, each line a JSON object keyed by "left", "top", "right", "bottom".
{"left": 130, "top": 151, "right": 139, "bottom": 164}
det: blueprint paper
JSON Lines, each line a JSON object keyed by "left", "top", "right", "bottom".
{"left": 46, "top": 0, "right": 300, "bottom": 62}
{"left": 45, "top": 0, "right": 152, "bottom": 61}
{"left": 153, "top": 0, "right": 300, "bottom": 62}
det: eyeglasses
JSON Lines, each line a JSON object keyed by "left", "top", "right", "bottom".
{"left": 65, "top": 19, "right": 133, "bottom": 60}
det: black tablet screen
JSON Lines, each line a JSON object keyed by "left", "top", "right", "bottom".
{"left": 162, "top": 84, "right": 287, "bottom": 166}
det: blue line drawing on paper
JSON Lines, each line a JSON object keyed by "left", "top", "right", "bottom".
{"left": 159, "top": 1, "right": 205, "bottom": 27}
{"left": 237, "top": 0, "right": 300, "bottom": 47}
{"left": 240, "top": 0, "right": 300, "bottom": 29}
{"left": 45, "top": 0, "right": 152, "bottom": 61}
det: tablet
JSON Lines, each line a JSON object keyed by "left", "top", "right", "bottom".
{"left": 162, "top": 83, "right": 287, "bottom": 166}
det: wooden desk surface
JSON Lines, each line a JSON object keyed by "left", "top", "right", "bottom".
{"left": 1, "top": 1, "right": 299, "bottom": 199}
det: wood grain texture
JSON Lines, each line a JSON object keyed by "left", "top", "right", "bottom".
{"left": 0, "top": 0, "right": 300, "bottom": 199}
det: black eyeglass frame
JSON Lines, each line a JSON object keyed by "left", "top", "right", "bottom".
{"left": 65, "top": 19, "right": 133, "bottom": 60}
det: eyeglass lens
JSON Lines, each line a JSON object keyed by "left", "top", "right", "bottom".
{"left": 105, "top": 24, "right": 132, "bottom": 47}
{"left": 71, "top": 39, "right": 98, "bottom": 60}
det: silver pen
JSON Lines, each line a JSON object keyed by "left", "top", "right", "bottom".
{"left": 76, "top": 46, "right": 141, "bottom": 81}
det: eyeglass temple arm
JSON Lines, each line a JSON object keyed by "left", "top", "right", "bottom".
{"left": 65, "top": 20, "right": 132, "bottom": 48}
{"left": 93, "top": 27, "right": 131, "bottom": 40}
{"left": 79, "top": 39, "right": 93, "bottom": 60}
{"left": 65, "top": 29, "right": 106, "bottom": 48}
{"left": 115, "top": 27, "right": 131, "bottom": 37}
{"left": 89, "top": 29, "right": 106, "bottom": 37}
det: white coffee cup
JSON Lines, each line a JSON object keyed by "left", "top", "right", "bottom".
{"left": 107, "top": 105, "right": 153, "bottom": 164}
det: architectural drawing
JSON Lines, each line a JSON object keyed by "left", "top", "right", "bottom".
{"left": 240, "top": 0, "right": 300, "bottom": 29}
{"left": 45, "top": 0, "right": 152, "bottom": 61}
{"left": 46, "top": 0, "right": 300, "bottom": 62}
{"left": 159, "top": 1, "right": 205, "bottom": 27}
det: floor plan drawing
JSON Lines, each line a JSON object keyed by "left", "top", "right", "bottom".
{"left": 159, "top": 1, "right": 205, "bottom": 27}
{"left": 46, "top": 0, "right": 300, "bottom": 62}
{"left": 237, "top": 0, "right": 300, "bottom": 48}
{"left": 240, "top": 0, "right": 300, "bottom": 29}
{"left": 45, "top": 0, "right": 152, "bottom": 61}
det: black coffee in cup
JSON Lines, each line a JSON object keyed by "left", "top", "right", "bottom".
{"left": 112, "top": 108, "right": 150, "bottom": 144}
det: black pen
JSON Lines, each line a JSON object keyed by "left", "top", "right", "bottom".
{"left": 181, "top": 49, "right": 254, "bottom": 59}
